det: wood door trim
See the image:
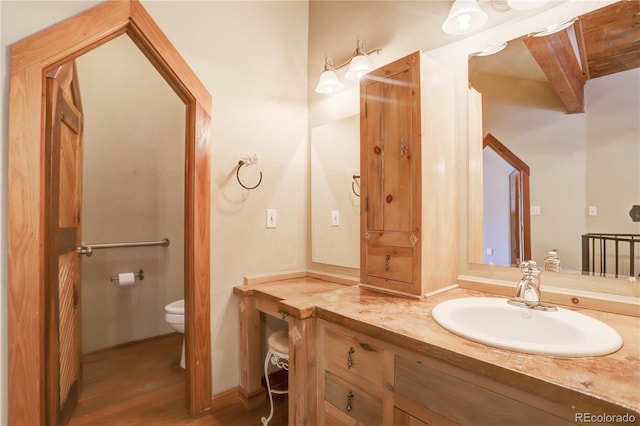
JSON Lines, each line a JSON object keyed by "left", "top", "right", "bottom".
{"left": 7, "top": 1, "right": 212, "bottom": 423}
{"left": 483, "top": 133, "right": 531, "bottom": 261}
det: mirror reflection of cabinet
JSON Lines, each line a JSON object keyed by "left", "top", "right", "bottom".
{"left": 360, "top": 51, "right": 458, "bottom": 298}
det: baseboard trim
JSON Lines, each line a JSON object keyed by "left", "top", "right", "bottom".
{"left": 211, "top": 386, "right": 240, "bottom": 411}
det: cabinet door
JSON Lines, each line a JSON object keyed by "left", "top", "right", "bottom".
{"left": 361, "top": 51, "right": 422, "bottom": 296}
{"left": 363, "top": 69, "right": 414, "bottom": 233}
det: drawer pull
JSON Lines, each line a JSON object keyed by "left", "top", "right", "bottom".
{"left": 385, "top": 255, "right": 391, "bottom": 271}
{"left": 359, "top": 342, "right": 374, "bottom": 352}
{"left": 347, "top": 347, "right": 355, "bottom": 369}
{"left": 346, "top": 391, "right": 355, "bottom": 412}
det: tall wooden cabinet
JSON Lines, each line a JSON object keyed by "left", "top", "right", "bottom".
{"left": 360, "top": 51, "right": 458, "bottom": 298}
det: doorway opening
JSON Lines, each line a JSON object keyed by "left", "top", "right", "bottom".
{"left": 70, "top": 33, "right": 187, "bottom": 420}
{"left": 483, "top": 133, "right": 531, "bottom": 267}
{"left": 7, "top": 2, "right": 212, "bottom": 424}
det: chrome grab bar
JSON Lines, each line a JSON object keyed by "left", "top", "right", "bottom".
{"left": 77, "top": 238, "right": 170, "bottom": 257}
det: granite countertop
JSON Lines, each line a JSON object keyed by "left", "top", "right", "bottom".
{"left": 280, "top": 285, "right": 640, "bottom": 415}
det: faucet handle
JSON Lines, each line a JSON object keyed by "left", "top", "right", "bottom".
{"left": 520, "top": 260, "right": 538, "bottom": 273}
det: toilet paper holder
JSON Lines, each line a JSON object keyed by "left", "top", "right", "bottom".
{"left": 111, "top": 269, "right": 145, "bottom": 283}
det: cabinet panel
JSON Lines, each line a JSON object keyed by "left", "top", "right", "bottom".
{"left": 364, "top": 80, "right": 384, "bottom": 231}
{"left": 363, "top": 66, "right": 415, "bottom": 234}
{"left": 360, "top": 51, "right": 422, "bottom": 297}
{"left": 380, "top": 70, "right": 414, "bottom": 233}
{"left": 325, "top": 371, "right": 382, "bottom": 426}
{"left": 360, "top": 50, "right": 458, "bottom": 298}
{"left": 394, "top": 355, "right": 574, "bottom": 426}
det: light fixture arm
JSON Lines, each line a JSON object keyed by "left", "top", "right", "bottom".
{"left": 330, "top": 40, "right": 383, "bottom": 71}
{"left": 316, "top": 38, "right": 382, "bottom": 95}
{"left": 332, "top": 48, "right": 383, "bottom": 70}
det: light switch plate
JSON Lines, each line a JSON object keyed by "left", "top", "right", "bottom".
{"left": 331, "top": 210, "right": 340, "bottom": 226}
{"left": 588, "top": 206, "right": 598, "bottom": 216}
{"left": 530, "top": 205, "right": 541, "bottom": 216}
{"left": 266, "top": 209, "right": 277, "bottom": 228}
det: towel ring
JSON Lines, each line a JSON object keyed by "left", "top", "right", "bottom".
{"left": 236, "top": 160, "right": 263, "bottom": 190}
{"left": 352, "top": 175, "right": 360, "bottom": 197}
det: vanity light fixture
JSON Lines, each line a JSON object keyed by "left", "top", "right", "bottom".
{"left": 530, "top": 17, "right": 577, "bottom": 37}
{"left": 315, "top": 58, "right": 344, "bottom": 95}
{"left": 471, "top": 42, "right": 508, "bottom": 57}
{"left": 315, "top": 38, "right": 382, "bottom": 95}
{"left": 442, "top": 0, "right": 488, "bottom": 35}
{"left": 507, "top": 0, "right": 549, "bottom": 11}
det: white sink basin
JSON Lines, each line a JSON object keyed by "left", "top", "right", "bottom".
{"left": 431, "top": 297, "right": 623, "bottom": 357}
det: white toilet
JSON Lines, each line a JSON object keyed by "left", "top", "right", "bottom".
{"left": 164, "top": 299, "right": 185, "bottom": 369}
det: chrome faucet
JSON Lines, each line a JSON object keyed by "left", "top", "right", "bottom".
{"left": 509, "top": 260, "right": 557, "bottom": 311}
{"left": 515, "top": 260, "right": 541, "bottom": 302}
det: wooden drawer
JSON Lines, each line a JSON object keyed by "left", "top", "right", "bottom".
{"left": 366, "top": 244, "right": 413, "bottom": 284}
{"left": 323, "top": 326, "right": 384, "bottom": 389}
{"left": 394, "top": 355, "right": 575, "bottom": 426}
{"left": 393, "top": 407, "right": 430, "bottom": 426}
{"left": 324, "top": 371, "right": 383, "bottom": 425}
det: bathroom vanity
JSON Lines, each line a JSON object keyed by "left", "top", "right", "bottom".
{"left": 236, "top": 273, "right": 640, "bottom": 425}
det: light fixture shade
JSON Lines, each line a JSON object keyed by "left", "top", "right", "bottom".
{"left": 507, "top": 0, "right": 549, "bottom": 11}
{"left": 345, "top": 55, "right": 373, "bottom": 81}
{"left": 474, "top": 42, "right": 508, "bottom": 57}
{"left": 531, "top": 18, "right": 576, "bottom": 37}
{"left": 442, "top": 0, "right": 488, "bottom": 35}
{"left": 315, "top": 69, "right": 344, "bottom": 94}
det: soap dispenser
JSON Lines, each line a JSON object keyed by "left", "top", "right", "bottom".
{"left": 544, "top": 249, "right": 561, "bottom": 272}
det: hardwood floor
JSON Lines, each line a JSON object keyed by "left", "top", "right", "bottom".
{"left": 69, "top": 333, "right": 287, "bottom": 425}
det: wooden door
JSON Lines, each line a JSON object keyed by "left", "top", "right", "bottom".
{"left": 509, "top": 169, "right": 522, "bottom": 267}
{"left": 364, "top": 70, "right": 414, "bottom": 233}
{"left": 45, "top": 61, "right": 84, "bottom": 425}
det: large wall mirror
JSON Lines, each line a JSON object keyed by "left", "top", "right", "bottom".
{"left": 468, "top": 1, "right": 639, "bottom": 296}
{"left": 311, "top": 114, "right": 360, "bottom": 269}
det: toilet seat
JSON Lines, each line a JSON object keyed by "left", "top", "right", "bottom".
{"left": 165, "top": 299, "right": 184, "bottom": 315}
{"left": 164, "top": 299, "right": 186, "bottom": 369}
{"left": 165, "top": 313, "right": 183, "bottom": 324}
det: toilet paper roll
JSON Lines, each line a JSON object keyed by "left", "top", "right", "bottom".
{"left": 117, "top": 272, "right": 136, "bottom": 287}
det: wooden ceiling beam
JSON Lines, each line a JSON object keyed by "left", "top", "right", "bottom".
{"left": 577, "top": 0, "right": 640, "bottom": 79}
{"left": 524, "top": 30, "right": 586, "bottom": 114}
